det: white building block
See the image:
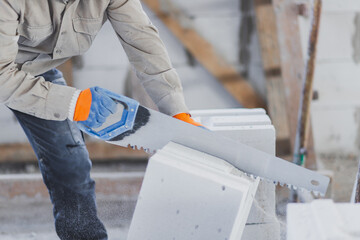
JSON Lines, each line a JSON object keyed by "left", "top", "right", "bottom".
{"left": 297, "top": 4, "right": 360, "bottom": 158}
{"left": 287, "top": 200, "right": 360, "bottom": 240}
{"left": 191, "top": 108, "right": 275, "bottom": 154}
{"left": 313, "top": 62, "right": 360, "bottom": 108}
{"left": 191, "top": 109, "right": 279, "bottom": 240}
{"left": 311, "top": 107, "right": 359, "bottom": 155}
{"left": 128, "top": 142, "right": 260, "bottom": 240}
{"left": 298, "top": 12, "right": 355, "bottom": 62}
{"left": 322, "top": 0, "right": 360, "bottom": 12}
{"left": 128, "top": 109, "right": 279, "bottom": 240}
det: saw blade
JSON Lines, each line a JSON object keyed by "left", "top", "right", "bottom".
{"left": 107, "top": 106, "right": 329, "bottom": 195}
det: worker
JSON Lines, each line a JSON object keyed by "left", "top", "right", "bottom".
{"left": 0, "top": 0, "right": 202, "bottom": 239}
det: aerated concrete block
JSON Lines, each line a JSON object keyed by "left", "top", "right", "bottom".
{"left": 323, "top": 0, "right": 360, "bottom": 12}
{"left": 128, "top": 142, "right": 260, "bottom": 240}
{"left": 191, "top": 109, "right": 279, "bottom": 240}
{"left": 287, "top": 200, "right": 360, "bottom": 240}
{"left": 128, "top": 108, "right": 279, "bottom": 240}
{"left": 298, "top": 12, "right": 356, "bottom": 62}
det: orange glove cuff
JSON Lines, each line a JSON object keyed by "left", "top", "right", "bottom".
{"left": 74, "top": 88, "right": 92, "bottom": 121}
{"left": 173, "top": 113, "right": 203, "bottom": 127}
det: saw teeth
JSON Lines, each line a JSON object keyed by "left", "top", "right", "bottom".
{"left": 129, "top": 144, "right": 156, "bottom": 154}
{"left": 260, "top": 178, "right": 322, "bottom": 195}
{"left": 125, "top": 145, "right": 323, "bottom": 194}
{"left": 253, "top": 177, "right": 314, "bottom": 193}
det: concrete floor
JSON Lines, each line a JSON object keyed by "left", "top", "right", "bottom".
{"left": 317, "top": 154, "right": 359, "bottom": 202}
{"left": 0, "top": 228, "right": 128, "bottom": 240}
{"left": 0, "top": 162, "right": 144, "bottom": 240}
{"left": 0, "top": 198, "right": 135, "bottom": 240}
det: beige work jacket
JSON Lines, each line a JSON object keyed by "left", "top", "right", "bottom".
{"left": 0, "top": 0, "right": 188, "bottom": 120}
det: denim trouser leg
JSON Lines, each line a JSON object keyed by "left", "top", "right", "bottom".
{"left": 10, "top": 69, "right": 107, "bottom": 240}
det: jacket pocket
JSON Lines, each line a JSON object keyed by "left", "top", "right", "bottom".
{"left": 18, "top": 24, "right": 54, "bottom": 47}
{"left": 72, "top": 18, "right": 103, "bottom": 54}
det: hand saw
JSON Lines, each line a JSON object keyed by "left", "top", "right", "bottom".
{"left": 77, "top": 89, "right": 329, "bottom": 196}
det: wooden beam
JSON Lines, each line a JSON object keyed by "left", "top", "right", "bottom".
{"left": 0, "top": 142, "right": 148, "bottom": 164}
{"left": 293, "top": 0, "right": 322, "bottom": 167}
{"left": 253, "top": 0, "right": 291, "bottom": 155}
{"left": 142, "top": 0, "right": 265, "bottom": 109}
{"left": 272, "top": 0, "right": 317, "bottom": 169}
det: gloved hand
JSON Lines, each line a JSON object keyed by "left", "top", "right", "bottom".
{"left": 73, "top": 87, "right": 117, "bottom": 128}
{"left": 173, "top": 113, "right": 205, "bottom": 128}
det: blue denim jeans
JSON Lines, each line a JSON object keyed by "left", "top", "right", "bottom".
{"left": 11, "top": 69, "right": 108, "bottom": 240}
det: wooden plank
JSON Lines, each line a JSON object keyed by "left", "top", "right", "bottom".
{"left": 142, "top": 0, "right": 265, "bottom": 109}
{"left": 272, "top": 0, "right": 316, "bottom": 169}
{"left": 0, "top": 142, "right": 148, "bottom": 164}
{"left": 253, "top": 0, "right": 291, "bottom": 155}
{"left": 293, "top": 0, "right": 322, "bottom": 167}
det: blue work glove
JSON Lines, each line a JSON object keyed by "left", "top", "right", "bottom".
{"left": 75, "top": 87, "right": 117, "bottom": 129}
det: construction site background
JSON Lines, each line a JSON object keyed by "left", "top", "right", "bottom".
{"left": 0, "top": 0, "right": 359, "bottom": 239}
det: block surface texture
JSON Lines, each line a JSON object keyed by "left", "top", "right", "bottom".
{"left": 128, "top": 108, "right": 279, "bottom": 240}
{"left": 287, "top": 199, "right": 360, "bottom": 240}
{"left": 192, "top": 109, "right": 280, "bottom": 240}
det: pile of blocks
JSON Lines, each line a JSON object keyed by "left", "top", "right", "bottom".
{"left": 128, "top": 109, "right": 280, "bottom": 240}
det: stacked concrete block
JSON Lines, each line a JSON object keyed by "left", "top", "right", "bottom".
{"left": 298, "top": 0, "right": 360, "bottom": 157}
{"left": 191, "top": 109, "right": 280, "bottom": 240}
{"left": 128, "top": 142, "right": 260, "bottom": 240}
{"left": 287, "top": 199, "right": 360, "bottom": 240}
{"left": 297, "top": 0, "right": 360, "bottom": 201}
{"left": 128, "top": 108, "right": 279, "bottom": 240}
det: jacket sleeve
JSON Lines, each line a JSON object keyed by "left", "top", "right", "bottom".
{"left": 0, "top": 0, "right": 76, "bottom": 120}
{"left": 106, "top": 0, "right": 189, "bottom": 116}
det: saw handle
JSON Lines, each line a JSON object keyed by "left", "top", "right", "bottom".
{"left": 77, "top": 89, "right": 139, "bottom": 141}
